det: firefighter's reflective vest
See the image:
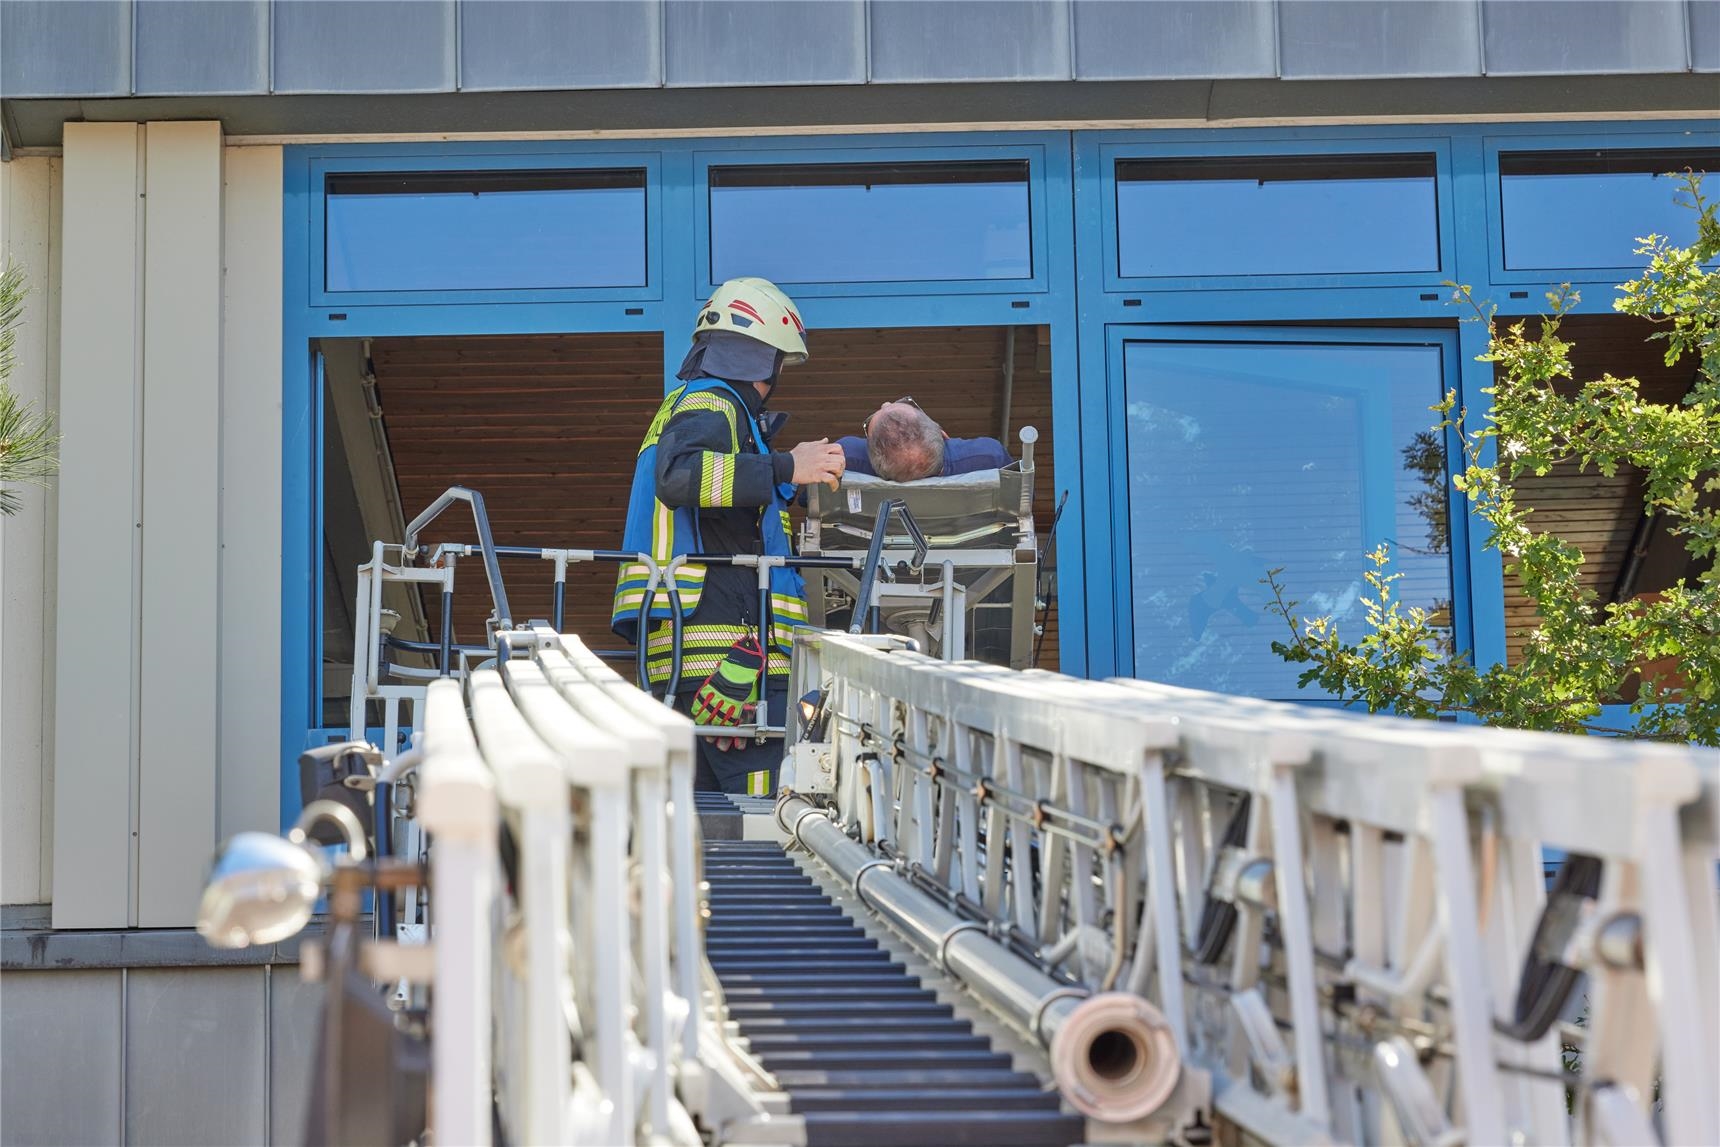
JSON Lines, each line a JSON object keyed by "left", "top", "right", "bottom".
{"left": 611, "top": 378, "right": 808, "bottom": 686}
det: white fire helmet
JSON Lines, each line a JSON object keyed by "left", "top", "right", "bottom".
{"left": 693, "top": 277, "right": 809, "bottom": 365}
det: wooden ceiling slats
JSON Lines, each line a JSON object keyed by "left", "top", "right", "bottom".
{"left": 369, "top": 325, "right": 1061, "bottom": 668}
{"left": 1499, "top": 315, "right": 1699, "bottom": 666}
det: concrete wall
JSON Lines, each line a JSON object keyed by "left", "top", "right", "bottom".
{"left": 0, "top": 126, "right": 283, "bottom": 926}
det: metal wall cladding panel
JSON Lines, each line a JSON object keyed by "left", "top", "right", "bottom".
{"left": 269, "top": 967, "right": 324, "bottom": 1146}
{"left": 1072, "top": 0, "right": 1275, "bottom": 80}
{"left": 1482, "top": 0, "right": 1690, "bottom": 75}
{"left": 272, "top": 0, "right": 455, "bottom": 94}
{"left": 134, "top": 0, "right": 269, "bottom": 95}
{"left": 1690, "top": 0, "right": 1720, "bottom": 71}
{"left": 0, "top": 970, "right": 123, "bottom": 1146}
{"left": 125, "top": 967, "right": 268, "bottom": 1147}
{"left": 461, "top": 0, "right": 661, "bottom": 91}
{"left": 0, "top": 0, "right": 129, "bottom": 98}
{"left": 869, "top": 0, "right": 1072, "bottom": 83}
{"left": 665, "top": 0, "right": 865, "bottom": 87}
{"left": 1279, "top": 0, "right": 1483, "bottom": 79}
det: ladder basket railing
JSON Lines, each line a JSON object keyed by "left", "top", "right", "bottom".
{"left": 781, "top": 632, "right": 1720, "bottom": 1147}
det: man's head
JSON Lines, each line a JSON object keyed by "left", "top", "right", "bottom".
{"left": 866, "top": 401, "right": 947, "bottom": 482}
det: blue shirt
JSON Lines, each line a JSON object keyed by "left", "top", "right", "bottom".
{"left": 837, "top": 435, "right": 1012, "bottom": 479}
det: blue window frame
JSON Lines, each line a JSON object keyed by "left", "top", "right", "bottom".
{"left": 1104, "top": 326, "right": 1466, "bottom": 699}
{"left": 1097, "top": 137, "right": 1456, "bottom": 294}
{"left": 325, "top": 168, "right": 649, "bottom": 294}
{"left": 1115, "top": 153, "right": 1442, "bottom": 280}
{"left": 1484, "top": 130, "right": 1720, "bottom": 285}
{"left": 307, "top": 151, "right": 663, "bottom": 307}
{"left": 693, "top": 143, "right": 1054, "bottom": 298}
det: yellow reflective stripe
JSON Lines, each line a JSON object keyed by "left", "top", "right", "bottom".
{"left": 699, "top": 452, "right": 735, "bottom": 507}
{"left": 639, "top": 387, "right": 687, "bottom": 453}
{"left": 672, "top": 393, "right": 741, "bottom": 450}
{"left": 652, "top": 498, "right": 674, "bottom": 562}
{"left": 747, "top": 770, "right": 769, "bottom": 796}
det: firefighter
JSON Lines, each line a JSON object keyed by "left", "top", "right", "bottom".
{"left": 612, "top": 277, "right": 844, "bottom": 794}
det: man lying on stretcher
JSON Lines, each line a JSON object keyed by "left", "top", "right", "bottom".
{"left": 836, "top": 398, "right": 1011, "bottom": 482}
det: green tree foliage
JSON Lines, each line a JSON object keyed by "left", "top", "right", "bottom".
{"left": 1268, "top": 175, "right": 1719, "bottom": 746}
{"left": 0, "top": 264, "right": 59, "bottom": 516}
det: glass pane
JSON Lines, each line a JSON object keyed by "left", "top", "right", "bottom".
{"left": 709, "top": 161, "right": 1032, "bottom": 284}
{"left": 1500, "top": 149, "right": 1718, "bottom": 270}
{"left": 1125, "top": 340, "right": 1452, "bottom": 700}
{"left": 1115, "top": 154, "right": 1441, "bottom": 277}
{"left": 325, "top": 169, "right": 647, "bottom": 292}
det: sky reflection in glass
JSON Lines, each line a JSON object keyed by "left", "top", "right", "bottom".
{"left": 325, "top": 170, "right": 647, "bottom": 292}
{"left": 709, "top": 162, "right": 1031, "bottom": 285}
{"left": 1500, "top": 149, "right": 1717, "bottom": 270}
{"left": 1125, "top": 339, "right": 1451, "bottom": 700}
{"left": 1116, "top": 155, "right": 1440, "bottom": 278}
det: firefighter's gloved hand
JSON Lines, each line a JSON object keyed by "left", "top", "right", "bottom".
{"left": 715, "top": 702, "right": 759, "bottom": 753}
{"left": 691, "top": 637, "right": 765, "bottom": 749}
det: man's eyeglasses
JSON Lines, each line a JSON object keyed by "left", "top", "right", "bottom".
{"left": 862, "top": 397, "right": 922, "bottom": 433}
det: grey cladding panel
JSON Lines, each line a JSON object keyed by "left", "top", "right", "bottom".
{"left": 665, "top": 0, "right": 865, "bottom": 87}
{"left": 134, "top": 0, "right": 269, "bottom": 95}
{"left": 869, "top": 1, "right": 1072, "bottom": 83}
{"left": 269, "top": 968, "right": 324, "bottom": 1147}
{"left": 461, "top": 0, "right": 661, "bottom": 91}
{"left": 1073, "top": 0, "right": 1275, "bottom": 80}
{"left": 125, "top": 967, "right": 268, "bottom": 1146}
{"left": 0, "top": 0, "right": 129, "bottom": 98}
{"left": 1279, "top": 0, "right": 1482, "bottom": 79}
{"left": 1691, "top": 1, "right": 1720, "bottom": 71}
{"left": 273, "top": 0, "right": 455, "bottom": 93}
{"left": 0, "top": 970, "right": 123, "bottom": 1146}
{"left": 1482, "top": 0, "right": 1690, "bottom": 75}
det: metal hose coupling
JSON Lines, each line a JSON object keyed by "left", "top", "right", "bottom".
{"left": 1049, "top": 992, "right": 1181, "bottom": 1123}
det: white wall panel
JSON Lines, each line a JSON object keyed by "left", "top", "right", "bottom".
{"left": 869, "top": 0, "right": 1072, "bottom": 83}
{"left": 125, "top": 967, "right": 269, "bottom": 1146}
{"left": 0, "top": 970, "right": 123, "bottom": 1145}
{"left": 1073, "top": 0, "right": 1276, "bottom": 80}
{"left": 0, "top": 0, "right": 129, "bottom": 97}
{"left": 137, "top": 121, "right": 224, "bottom": 927}
{"left": 0, "top": 156, "right": 60, "bottom": 906}
{"left": 1280, "top": 0, "right": 1483, "bottom": 79}
{"left": 1690, "top": 0, "right": 1720, "bottom": 71}
{"left": 666, "top": 0, "right": 865, "bottom": 87}
{"left": 462, "top": 0, "right": 661, "bottom": 91}
{"left": 134, "top": 0, "right": 269, "bottom": 96}
{"left": 272, "top": 0, "right": 456, "bottom": 94}
{"left": 1483, "top": 0, "right": 1690, "bottom": 75}
{"left": 53, "top": 122, "right": 143, "bottom": 930}
{"left": 219, "top": 145, "right": 285, "bottom": 843}
{"left": 268, "top": 967, "right": 324, "bottom": 1145}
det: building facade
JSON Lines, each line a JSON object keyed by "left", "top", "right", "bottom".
{"left": 1, "top": 2, "right": 1716, "bottom": 1142}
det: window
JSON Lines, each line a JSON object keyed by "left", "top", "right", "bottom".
{"left": 708, "top": 161, "right": 1032, "bottom": 285}
{"left": 1124, "top": 337, "right": 1452, "bottom": 700}
{"left": 1115, "top": 154, "right": 1441, "bottom": 278}
{"left": 324, "top": 169, "right": 648, "bottom": 292}
{"left": 1499, "top": 148, "right": 1718, "bottom": 271}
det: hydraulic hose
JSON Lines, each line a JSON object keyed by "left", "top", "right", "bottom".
{"left": 776, "top": 793, "right": 1181, "bottom": 1123}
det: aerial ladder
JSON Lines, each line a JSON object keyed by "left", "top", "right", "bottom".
{"left": 198, "top": 458, "right": 1719, "bottom": 1147}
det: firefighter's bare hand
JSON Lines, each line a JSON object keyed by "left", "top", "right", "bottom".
{"left": 790, "top": 439, "right": 845, "bottom": 488}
